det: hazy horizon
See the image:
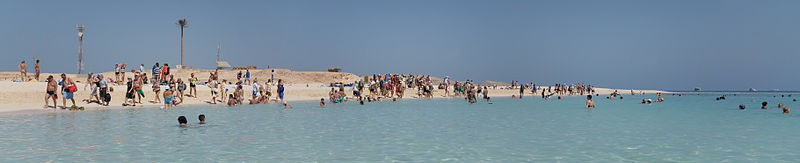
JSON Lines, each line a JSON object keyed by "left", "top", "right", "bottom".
{"left": 2, "top": 0, "right": 800, "bottom": 91}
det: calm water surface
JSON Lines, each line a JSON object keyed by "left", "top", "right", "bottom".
{"left": 2, "top": 94, "right": 800, "bottom": 162}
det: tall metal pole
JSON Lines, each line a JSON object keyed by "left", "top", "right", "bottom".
{"left": 181, "top": 26, "right": 184, "bottom": 66}
{"left": 77, "top": 25, "right": 85, "bottom": 74}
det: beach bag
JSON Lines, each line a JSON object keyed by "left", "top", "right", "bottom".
{"left": 68, "top": 85, "right": 77, "bottom": 93}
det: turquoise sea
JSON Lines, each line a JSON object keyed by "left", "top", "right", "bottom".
{"left": 2, "top": 93, "right": 800, "bottom": 162}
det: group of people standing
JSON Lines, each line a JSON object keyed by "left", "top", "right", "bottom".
{"left": 18, "top": 60, "right": 40, "bottom": 81}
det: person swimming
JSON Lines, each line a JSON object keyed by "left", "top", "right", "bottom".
{"left": 178, "top": 116, "right": 188, "bottom": 127}
{"left": 762, "top": 102, "right": 768, "bottom": 109}
{"left": 739, "top": 104, "right": 746, "bottom": 110}
{"left": 784, "top": 107, "right": 790, "bottom": 114}
{"left": 198, "top": 114, "right": 205, "bottom": 124}
{"left": 778, "top": 103, "right": 784, "bottom": 109}
{"left": 283, "top": 102, "right": 292, "bottom": 109}
{"left": 320, "top": 98, "right": 326, "bottom": 108}
{"left": 586, "top": 95, "right": 595, "bottom": 108}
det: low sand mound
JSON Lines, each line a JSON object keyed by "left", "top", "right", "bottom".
{"left": 482, "top": 80, "right": 511, "bottom": 86}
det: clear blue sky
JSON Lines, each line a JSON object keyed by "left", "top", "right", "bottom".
{"left": 2, "top": 0, "right": 799, "bottom": 91}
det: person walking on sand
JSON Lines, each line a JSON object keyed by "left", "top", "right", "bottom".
{"left": 245, "top": 70, "right": 251, "bottom": 85}
{"left": 19, "top": 60, "right": 27, "bottom": 81}
{"left": 45, "top": 75, "right": 58, "bottom": 108}
{"left": 60, "top": 74, "right": 77, "bottom": 108}
{"left": 34, "top": 60, "right": 40, "bottom": 81}
{"left": 134, "top": 74, "right": 145, "bottom": 104}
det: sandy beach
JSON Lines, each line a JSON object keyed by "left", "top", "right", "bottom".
{"left": 0, "top": 69, "right": 668, "bottom": 114}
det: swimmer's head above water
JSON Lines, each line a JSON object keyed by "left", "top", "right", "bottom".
{"left": 198, "top": 114, "right": 205, "bottom": 124}
{"left": 178, "top": 116, "right": 188, "bottom": 126}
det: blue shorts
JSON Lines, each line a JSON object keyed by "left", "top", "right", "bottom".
{"left": 165, "top": 98, "right": 172, "bottom": 104}
{"left": 63, "top": 91, "right": 74, "bottom": 99}
{"left": 279, "top": 92, "right": 284, "bottom": 99}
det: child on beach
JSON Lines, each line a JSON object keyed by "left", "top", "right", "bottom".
{"left": 164, "top": 87, "right": 173, "bottom": 109}
{"left": 45, "top": 75, "right": 58, "bottom": 108}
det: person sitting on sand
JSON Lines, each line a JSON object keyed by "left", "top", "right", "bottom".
{"left": 586, "top": 95, "right": 595, "bottom": 108}
{"left": 178, "top": 116, "right": 188, "bottom": 127}
{"left": 45, "top": 75, "right": 58, "bottom": 108}
{"left": 199, "top": 114, "right": 205, "bottom": 124}
{"left": 783, "top": 107, "right": 790, "bottom": 114}
{"left": 227, "top": 94, "right": 236, "bottom": 107}
{"left": 762, "top": 102, "right": 768, "bottom": 109}
{"left": 19, "top": 60, "right": 26, "bottom": 81}
{"left": 60, "top": 74, "right": 77, "bottom": 109}
{"left": 320, "top": 98, "right": 326, "bottom": 108}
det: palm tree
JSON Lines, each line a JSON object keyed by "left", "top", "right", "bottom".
{"left": 178, "top": 18, "right": 188, "bottom": 66}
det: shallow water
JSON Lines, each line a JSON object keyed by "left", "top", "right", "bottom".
{"left": 2, "top": 93, "right": 800, "bottom": 162}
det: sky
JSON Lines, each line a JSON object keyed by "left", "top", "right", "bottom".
{"left": 1, "top": 0, "right": 799, "bottom": 91}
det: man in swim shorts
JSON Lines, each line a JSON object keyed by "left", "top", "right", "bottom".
{"left": 45, "top": 75, "right": 58, "bottom": 108}
{"left": 60, "top": 73, "right": 76, "bottom": 109}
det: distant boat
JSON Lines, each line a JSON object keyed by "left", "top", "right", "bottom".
{"left": 749, "top": 88, "right": 757, "bottom": 92}
{"left": 694, "top": 87, "right": 701, "bottom": 91}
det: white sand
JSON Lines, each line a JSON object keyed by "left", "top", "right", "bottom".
{"left": 0, "top": 69, "right": 668, "bottom": 114}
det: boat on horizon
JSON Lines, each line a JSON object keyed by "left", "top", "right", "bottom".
{"left": 749, "top": 88, "right": 757, "bottom": 92}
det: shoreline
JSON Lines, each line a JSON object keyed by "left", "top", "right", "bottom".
{"left": 0, "top": 69, "right": 671, "bottom": 115}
